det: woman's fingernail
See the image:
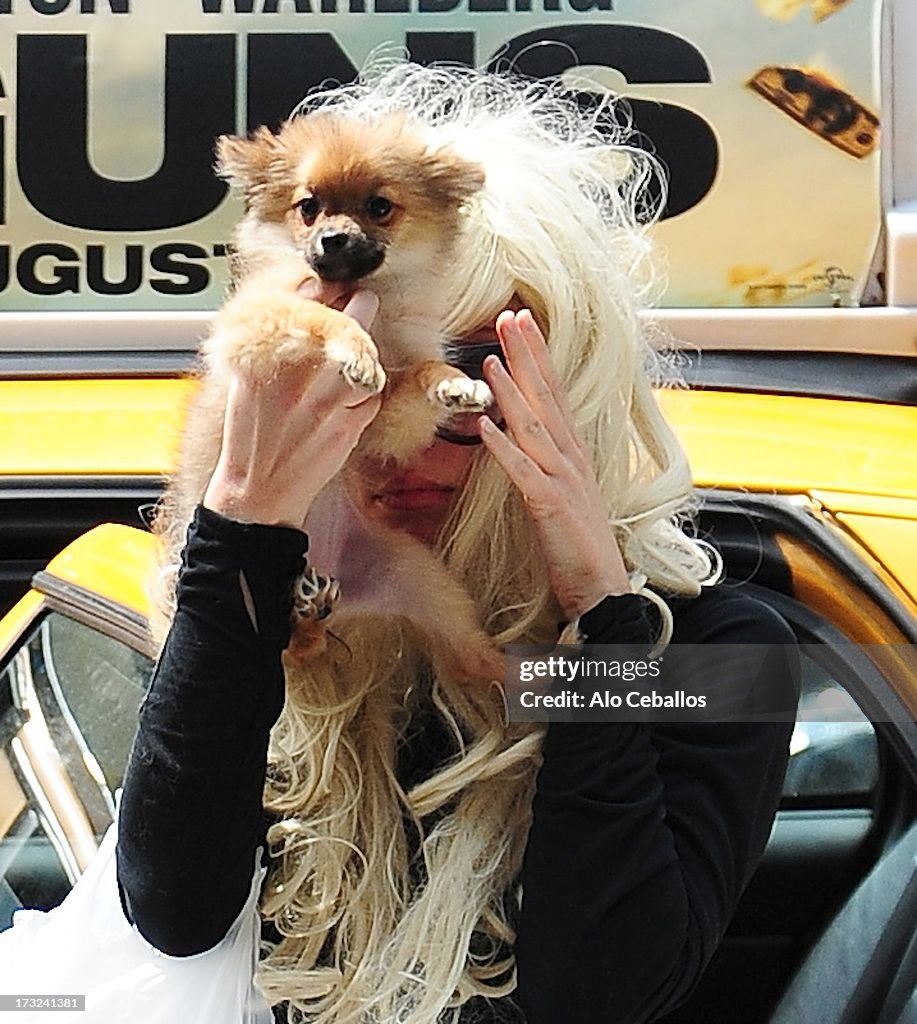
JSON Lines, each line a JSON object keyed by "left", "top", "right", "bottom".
{"left": 346, "top": 290, "right": 380, "bottom": 326}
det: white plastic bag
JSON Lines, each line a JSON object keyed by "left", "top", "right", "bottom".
{"left": 0, "top": 821, "right": 274, "bottom": 1023}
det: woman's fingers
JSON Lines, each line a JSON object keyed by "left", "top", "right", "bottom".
{"left": 343, "top": 288, "right": 380, "bottom": 330}
{"left": 296, "top": 360, "right": 373, "bottom": 417}
{"left": 478, "top": 417, "right": 548, "bottom": 494}
{"left": 276, "top": 287, "right": 382, "bottom": 424}
{"left": 484, "top": 317, "right": 578, "bottom": 480}
{"left": 287, "top": 392, "right": 381, "bottom": 479}
{"left": 482, "top": 361, "right": 562, "bottom": 479}
{"left": 203, "top": 288, "right": 383, "bottom": 527}
{"left": 514, "top": 310, "right": 580, "bottom": 437}
{"left": 495, "top": 310, "right": 582, "bottom": 458}
{"left": 304, "top": 385, "right": 382, "bottom": 447}
{"left": 479, "top": 310, "right": 632, "bottom": 617}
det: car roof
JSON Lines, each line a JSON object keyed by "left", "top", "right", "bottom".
{"left": 41, "top": 524, "right": 155, "bottom": 621}
{"left": 1, "top": 378, "right": 914, "bottom": 504}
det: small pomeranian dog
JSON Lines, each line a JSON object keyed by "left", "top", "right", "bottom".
{"left": 154, "top": 111, "right": 505, "bottom": 684}
{"left": 213, "top": 112, "right": 491, "bottom": 457}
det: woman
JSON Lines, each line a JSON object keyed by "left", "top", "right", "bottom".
{"left": 115, "top": 63, "right": 798, "bottom": 1024}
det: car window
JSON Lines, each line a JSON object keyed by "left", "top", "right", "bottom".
{"left": 0, "top": 800, "right": 72, "bottom": 933}
{"left": 0, "top": 611, "right": 153, "bottom": 927}
{"left": 40, "top": 614, "right": 152, "bottom": 795}
{"left": 785, "top": 649, "right": 880, "bottom": 802}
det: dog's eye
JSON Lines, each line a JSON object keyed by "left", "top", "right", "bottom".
{"left": 297, "top": 196, "right": 320, "bottom": 226}
{"left": 366, "top": 196, "right": 394, "bottom": 222}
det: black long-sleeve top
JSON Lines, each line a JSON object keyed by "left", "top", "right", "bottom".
{"left": 116, "top": 506, "right": 798, "bottom": 1024}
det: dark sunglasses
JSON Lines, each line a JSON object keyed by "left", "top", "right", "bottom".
{"left": 436, "top": 341, "right": 508, "bottom": 446}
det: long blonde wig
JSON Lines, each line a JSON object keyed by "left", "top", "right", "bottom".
{"left": 238, "top": 61, "right": 716, "bottom": 1023}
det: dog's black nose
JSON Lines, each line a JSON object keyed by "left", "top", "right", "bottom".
{"left": 311, "top": 233, "right": 386, "bottom": 281}
{"left": 320, "top": 231, "right": 350, "bottom": 254}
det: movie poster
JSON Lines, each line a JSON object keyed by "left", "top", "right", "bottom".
{"left": 0, "top": 0, "right": 883, "bottom": 314}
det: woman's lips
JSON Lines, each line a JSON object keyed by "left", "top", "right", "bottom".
{"left": 371, "top": 474, "right": 455, "bottom": 511}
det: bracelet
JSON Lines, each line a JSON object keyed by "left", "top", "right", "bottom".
{"left": 291, "top": 565, "right": 341, "bottom": 621}
{"left": 560, "top": 572, "right": 672, "bottom": 656}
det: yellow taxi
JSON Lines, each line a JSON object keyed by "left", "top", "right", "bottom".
{"left": 1, "top": 0, "right": 916, "bottom": 1019}
{"left": 0, "top": 374, "right": 915, "bottom": 1023}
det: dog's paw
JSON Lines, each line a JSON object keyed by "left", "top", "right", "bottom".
{"left": 209, "top": 289, "right": 323, "bottom": 382}
{"left": 433, "top": 377, "right": 493, "bottom": 412}
{"left": 325, "top": 323, "right": 387, "bottom": 395}
{"left": 292, "top": 566, "right": 341, "bottom": 622}
{"left": 341, "top": 349, "right": 387, "bottom": 393}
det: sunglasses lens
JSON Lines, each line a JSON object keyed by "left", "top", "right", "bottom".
{"left": 444, "top": 340, "right": 506, "bottom": 380}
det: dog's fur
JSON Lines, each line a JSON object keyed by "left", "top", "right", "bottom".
{"left": 156, "top": 112, "right": 505, "bottom": 684}
{"left": 214, "top": 113, "right": 492, "bottom": 449}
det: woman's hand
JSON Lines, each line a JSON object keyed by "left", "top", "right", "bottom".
{"left": 203, "top": 290, "right": 383, "bottom": 530}
{"left": 480, "top": 309, "right": 631, "bottom": 619}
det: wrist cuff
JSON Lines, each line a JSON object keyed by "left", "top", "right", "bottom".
{"left": 192, "top": 505, "right": 308, "bottom": 564}
{"left": 578, "top": 592, "right": 664, "bottom": 647}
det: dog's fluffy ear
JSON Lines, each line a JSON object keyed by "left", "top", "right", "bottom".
{"left": 418, "top": 148, "right": 485, "bottom": 207}
{"left": 215, "top": 127, "right": 288, "bottom": 207}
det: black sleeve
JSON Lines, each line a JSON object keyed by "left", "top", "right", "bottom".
{"left": 115, "top": 505, "right": 307, "bottom": 956}
{"left": 514, "top": 587, "right": 799, "bottom": 1024}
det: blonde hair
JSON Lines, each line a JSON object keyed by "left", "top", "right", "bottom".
{"left": 239, "top": 62, "right": 716, "bottom": 1022}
